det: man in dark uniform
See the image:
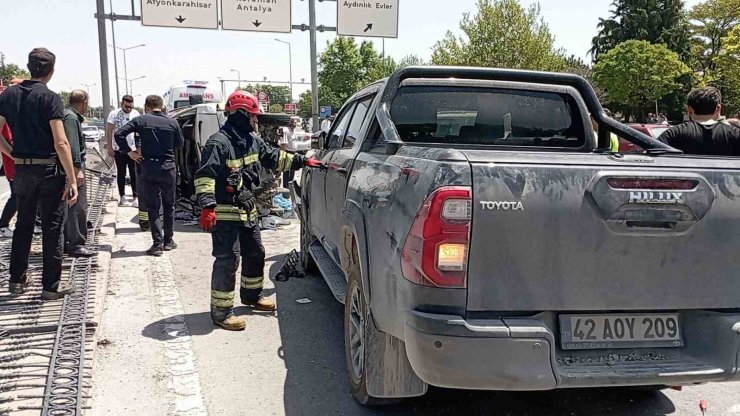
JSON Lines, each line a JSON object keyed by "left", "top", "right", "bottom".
{"left": 195, "top": 91, "right": 324, "bottom": 331}
{"left": 0, "top": 48, "right": 79, "bottom": 299}
{"left": 115, "top": 95, "right": 184, "bottom": 256}
{"left": 659, "top": 87, "right": 740, "bottom": 155}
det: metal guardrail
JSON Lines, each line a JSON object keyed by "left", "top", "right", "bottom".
{"left": 0, "top": 147, "right": 116, "bottom": 415}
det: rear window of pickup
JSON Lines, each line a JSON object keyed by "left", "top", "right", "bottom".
{"left": 390, "top": 86, "right": 587, "bottom": 148}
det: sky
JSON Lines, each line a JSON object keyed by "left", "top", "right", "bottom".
{"left": 0, "top": 0, "right": 703, "bottom": 107}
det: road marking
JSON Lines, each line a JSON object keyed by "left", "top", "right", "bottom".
{"left": 150, "top": 253, "right": 209, "bottom": 416}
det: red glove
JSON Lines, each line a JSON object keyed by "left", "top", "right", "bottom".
{"left": 200, "top": 208, "right": 216, "bottom": 232}
{"left": 305, "top": 157, "right": 326, "bottom": 170}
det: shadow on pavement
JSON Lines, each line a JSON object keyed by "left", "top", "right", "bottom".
{"left": 269, "top": 253, "right": 678, "bottom": 416}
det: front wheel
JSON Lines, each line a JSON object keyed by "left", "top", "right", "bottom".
{"left": 300, "top": 220, "right": 318, "bottom": 273}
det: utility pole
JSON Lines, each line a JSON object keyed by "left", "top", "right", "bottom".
{"left": 95, "top": 0, "right": 111, "bottom": 112}
{"left": 309, "top": 0, "right": 320, "bottom": 132}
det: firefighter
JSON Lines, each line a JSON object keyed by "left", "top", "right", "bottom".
{"left": 195, "top": 91, "right": 324, "bottom": 331}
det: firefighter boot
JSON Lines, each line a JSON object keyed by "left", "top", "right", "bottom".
{"left": 241, "top": 295, "right": 276, "bottom": 312}
{"left": 212, "top": 314, "right": 246, "bottom": 331}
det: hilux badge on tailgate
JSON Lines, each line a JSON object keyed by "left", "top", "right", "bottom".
{"left": 480, "top": 201, "right": 525, "bottom": 211}
{"left": 628, "top": 191, "right": 684, "bottom": 204}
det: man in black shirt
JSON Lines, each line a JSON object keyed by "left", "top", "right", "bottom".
{"left": 0, "top": 48, "right": 79, "bottom": 299}
{"left": 115, "top": 95, "right": 184, "bottom": 256}
{"left": 659, "top": 87, "right": 740, "bottom": 155}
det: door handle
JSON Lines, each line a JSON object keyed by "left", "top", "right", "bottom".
{"left": 336, "top": 167, "right": 348, "bottom": 176}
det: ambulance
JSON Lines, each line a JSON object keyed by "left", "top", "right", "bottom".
{"left": 163, "top": 81, "right": 223, "bottom": 111}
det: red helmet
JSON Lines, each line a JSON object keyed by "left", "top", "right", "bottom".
{"left": 225, "top": 91, "right": 261, "bottom": 115}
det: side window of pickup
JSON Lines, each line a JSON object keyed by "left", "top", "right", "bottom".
{"left": 327, "top": 103, "right": 356, "bottom": 149}
{"left": 343, "top": 95, "right": 375, "bottom": 148}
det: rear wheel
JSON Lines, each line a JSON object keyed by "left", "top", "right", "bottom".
{"left": 344, "top": 248, "right": 401, "bottom": 406}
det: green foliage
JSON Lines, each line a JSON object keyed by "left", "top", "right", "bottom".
{"left": 269, "top": 104, "right": 285, "bottom": 113}
{"left": 563, "top": 55, "right": 607, "bottom": 103}
{"left": 591, "top": 0, "right": 691, "bottom": 62}
{"left": 430, "top": 0, "right": 566, "bottom": 71}
{"left": 297, "top": 90, "right": 312, "bottom": 119}
{"left": 58, "top": 90, "right": 71, "bottom": 107}
{"left": 240, "top": 84, "right": 292, "bottom": 106}
{"left": 0, "top": 53, "right": 30, "bottom": 85}
{"left": 318, "top": 37, "right": 396, "bottom": 110}
{"left": 690, "top": 0, "right": 740, "bottom": 80}
{"left": 593, "top": 40, "right": 690, "bottom": 118}
{"left": 398, "top": 54, "right": 426, "bottom": 68}
{"left": 713, "top": 25, "right": 740, "bottom": 114}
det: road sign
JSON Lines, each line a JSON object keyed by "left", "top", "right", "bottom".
{"left": 140, "top": 0, "right": 218, "bottom": 29}
{"left": 320, "top": 106, "right": 332, "bottom": 118}
{"left": 221, "top": 0, "right": 292, "bottom": 33}
{"left": 337, "top": 0, "right": 399, "bottom": 38}
{"left": 257, "top": 91, "right": 269, "bottom": 101}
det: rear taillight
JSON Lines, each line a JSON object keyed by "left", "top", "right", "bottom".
{"left": 607, "top": 178, "right": 698, "bottom": 190}
{"left": 401, "top": 187, "right": 471, "bottom": 288}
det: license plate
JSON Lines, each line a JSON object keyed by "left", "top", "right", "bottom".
{"left": 559, "top": 313, "right": 683, "bottom": 350}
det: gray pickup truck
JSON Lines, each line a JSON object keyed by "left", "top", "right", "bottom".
{"left": 296, "top": 66, "right": 740, "bottom": 405}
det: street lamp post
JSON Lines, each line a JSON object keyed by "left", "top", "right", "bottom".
{"left": 128, "top": 76, "right": 146, "bottom": 96}
{"left": 83, "top": 83, "right": 96, "bottom": 118}
{"left": 110, "top": 44, "right": 145, "bottom": 95}
{"left": 275, "top": 39, "right": 293, "bottom": 101}
{"left": 230, "top": 69, "right": 241, "bottom": 88}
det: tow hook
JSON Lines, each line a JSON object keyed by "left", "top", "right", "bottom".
{"left": 275, "top": 249, "right": 305, "bottom": 282}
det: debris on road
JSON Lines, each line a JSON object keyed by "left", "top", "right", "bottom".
{"left": 296, "top": 298, "right": 312, "bottom": 304}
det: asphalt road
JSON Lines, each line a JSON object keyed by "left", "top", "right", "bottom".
{"left": 92, "top": 204, "right": 740, "bottom": 416}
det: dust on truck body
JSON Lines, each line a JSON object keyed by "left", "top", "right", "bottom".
{"left": 298, "top": 66, "right": 740, "bottom": 404}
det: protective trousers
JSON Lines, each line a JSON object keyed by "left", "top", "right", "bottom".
{"left": 140, "top": 160, "right": 176, "bottom": 247}
{"left": 210, "top": 220, "right": 266, "bottom": 321}
{"left": 135, "top": 163, "right": 149, "bottom": 228}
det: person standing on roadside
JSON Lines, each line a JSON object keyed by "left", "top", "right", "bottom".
{"left": 278, "top": 116, "right": 303, "bottom": 190}
{"left": 659, "top": 87, "right": 740, "bottom": 155}
{"left": 106, "top": 95, "right": 140, "bottom": 208}
{"left": 0, "top": 78, "right": 24, "bottom": 238}
{"left": 0, "top": 48, "right": 79, "bottom": 299}
{"left": 115, "top": 95, "right": 183, "bottom": 256}
{"left": 62, "top": 90, "right": 94, "bottom": 258}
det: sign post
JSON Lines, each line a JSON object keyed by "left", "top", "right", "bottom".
{"left": 141, "top": 0, "right": 219, "bottom": 29}
{"left": 337, "top": 0, "right": 399, "bottom": 38}
{"left": 221, "top": 0, "right": 292, "bottom": 33}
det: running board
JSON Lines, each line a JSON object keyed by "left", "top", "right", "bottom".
{"left": 309, "top": 241, "right": 347, "bottom": 304}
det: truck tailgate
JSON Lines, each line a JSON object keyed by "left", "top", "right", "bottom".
{"left": 465, "top": 152, "right": 740, "bottom": 312}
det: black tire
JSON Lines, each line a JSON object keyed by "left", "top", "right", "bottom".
{"left": 257, "top": 113, "right": 292, "bottom": 127}
{"left": 300, "top": 219, "right": 318, "bottom": 274}
{"left": 344, "top": 248, "right": 402, "bottom": 406}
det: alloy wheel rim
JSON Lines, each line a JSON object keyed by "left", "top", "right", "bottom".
{"left": 348, "top": 284, "right": 365, "bottom": 381}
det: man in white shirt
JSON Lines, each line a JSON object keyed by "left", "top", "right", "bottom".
{"left": 106, "top": 95, "right": 140, "bottom": 208}
{"left": 320, "top": 115, "right": 333, "bottom": 133}
{"left": 278, "top": 117, "right": 302, "bottom": 190}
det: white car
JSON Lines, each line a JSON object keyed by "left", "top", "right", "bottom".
{"left": 291, "top": 129, "right": 313, "bottom": 152}
{"left": 82, "top": 126, "right": 102, "bottom": 142}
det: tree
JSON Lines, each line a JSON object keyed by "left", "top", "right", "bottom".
{"left": 297, "top": 90, "right": 312, "bottom": 119}
{"left": 398, "top": 54, "right": 426, "bottom": 68}
{"left": 0, "top": 53, "right": 30, "bottom": 85}
{"left": 430, "top": 0, "right": 566, "bottom": 71}
{"left": 713, "top": 25, "right": 740, "bottom": 114}
{"left": 318, "top": 37, "right": 395, "bottom": 110}
{"left": 593, "top": 40, "right": 690, "bottom": 121}
{"left": 591, "top": 0, "right": 692, "bottom": 62}
{"left": 689, "top": 0, "right": 740, "bottom": 80}
{"left": 269, "top": 103, "right": 284, "bottom": 113}
{"left": 240, "top": 84, "right": 292, "bottom": 106}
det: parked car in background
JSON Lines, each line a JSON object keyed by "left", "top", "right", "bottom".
{"left": 82, "top": 125, "right": 102, "bottom": 142}
{"left": 620, "top": 124, "right": 671, "bottom": 153}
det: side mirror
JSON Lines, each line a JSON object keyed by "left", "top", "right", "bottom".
{"left": 318, "top": 132, "right": 327, "bottom": 150}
